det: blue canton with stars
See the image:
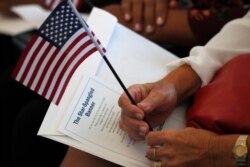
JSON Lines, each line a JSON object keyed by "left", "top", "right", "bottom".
{"left": 39, "top": 0, "right": 82, "bottom": 48}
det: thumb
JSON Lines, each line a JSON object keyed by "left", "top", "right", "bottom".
{"left": 137, "top": 90, "right": 164, "bottom": 114}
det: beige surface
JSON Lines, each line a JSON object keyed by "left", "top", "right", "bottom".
{"left": 0, "top": 13, "right": 35, "bottom": 36}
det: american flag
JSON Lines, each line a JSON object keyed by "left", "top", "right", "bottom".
{"left": 44, "top": 0, "right": 82, "bottom": 10}
{"left": 12, "top": 0, "right": 102, "bottom": 105}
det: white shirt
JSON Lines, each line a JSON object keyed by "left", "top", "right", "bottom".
{"left": 167, "top": 10, "right": 250, "bottom": 86}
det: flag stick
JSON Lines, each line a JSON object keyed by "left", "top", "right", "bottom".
{"left": 68, "top": 0, "right": 153, "bottom": 131}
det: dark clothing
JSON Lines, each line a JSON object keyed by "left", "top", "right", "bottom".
{"left": 11, "top": 98, "right": 68, "bottom": 167}
{"left": 188, "top": 0, "right": 250, "bottom": 44}
{"left": 1, "top": 35, "right": 67, "bottom": 167}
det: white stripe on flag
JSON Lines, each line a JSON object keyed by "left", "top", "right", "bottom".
{"left": 15, "top": 37, "right": 43, "bottom": 81}
{"left": 52, "top": 43, "right": 95, "bottom": 102}
{"left": 23, "top": 42, "right": 50, "bottom": 86}
{"left": 30, "top": 47, "right": 57, "bottom": 90}
{"left": 45, "top": 30, "right": 91, "bottom": 99}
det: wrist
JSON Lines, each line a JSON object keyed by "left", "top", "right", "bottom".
{"left": 207, "top": 135, "right": 239, "bottom": 167}
{"left": 162, "top": 64, "right": 201, "bottom": 103}
{"left": 152, "top": 80, "right": 178, "bottom": 105}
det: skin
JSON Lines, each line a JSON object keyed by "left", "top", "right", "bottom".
{"left": 103, "top": 3, "right": 199, "bottom": 47}
{"left": 145, "top": 127, "right": 241, "bottom": 167}
{"left": 118, "top": 64, "right": 202, "bottom": 140}
{"left": 120, "top": 0, "right": 169, "bottom": 33}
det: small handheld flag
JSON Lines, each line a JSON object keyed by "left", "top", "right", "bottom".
{"left": 12, "top": 0, "right": 97, "bottom": 105}
{"left": 12, "top": 0, "right": 153, "bottom": 130}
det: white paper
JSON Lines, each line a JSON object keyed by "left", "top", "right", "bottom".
{"left": 11, "top": 4, "right": 89, "bottom": 28}
{"left": 59, "top": 76, "right": 150, "bottom": 166}
{"left": 0, "top": 13, "right": 35, "bottom": 36}
{"left": 58, "top": 75, "right": 186, "bottom": 167}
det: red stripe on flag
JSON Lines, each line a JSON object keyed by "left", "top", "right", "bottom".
{"left": 49, "top": 39, "right": 93, "bottom": 102}
{"left": 19, "top": 39, "right": 46, "bottom": 83}
{"left": 55, "top": 47, "right": 97, "bottom": 104}
{"left": 11, "top": 35, "right": 39, "bottom": 79}
{"left": 27, "top": 44, "right": 53, "bottom": 88}
{"left": 41, "top": 32, "right": 87, "bottom": 97}
{"left": 34, "top": 48, "right": 59, "bottom": 93}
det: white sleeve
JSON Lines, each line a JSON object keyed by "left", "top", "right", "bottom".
{"left": 166, "top": 10, "right": 250, "bottom": 86}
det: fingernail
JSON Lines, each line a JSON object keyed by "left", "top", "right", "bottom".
{"left": 139, "top": 126, "right": 146, "bottom": 136}
{"left": 169, "top": 0, "right": 177, "bottom": 8}
{"left": 134, "top": 23, "right": 142, "bottom": 32}
{"left": 146, "top": 25, "right": 154, "bottom": 33}
{"left": 156, "top": 17, "right": 163, "bottom": 25}
{"left": 136, "top": 113, "right": 143, "bottom": 120}
{"left": 124, "top": 13, "right": 131, "bottom": 21}
{"left": 138, "top": 102, "right": 149, "bottom": 110}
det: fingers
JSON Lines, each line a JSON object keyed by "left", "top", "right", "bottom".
{"left": 146, "top": 146, "right": 161, "bottom": 161}
{"left": 118, "top": 86, "right": 150, "bottom": 140}
{"left": 145, "top": 128, "right": 219, "bottom": 167}
{"left": 119, "top": 105, "right": 150, "bottom": 140}
{"left": 144, "top": 0, "right": 155, "bottom": 33}
{"left": 169, "top": 0, "right": 178, "bottom": 8}
{"left": 121, "top": 0, "right": 169, "bottom": 34}
{"left": 119, "top": 117, "right": 148, "bottom": 140}
{"left": 118, "top": 83, "right": 174, "bottom": 139}
{"left": 137, "top": 89, "right": 164, "bottom": 114}
{"left": 146, "top": 146, "right": 169, "bottom": 167}
{"left": 121, "top": 0, "right": 132, "bottom": 21}
{"left": 155, "top": 0, "right": 167, "bottom": 26}
{"left": 145, "top": 133, "right": 173, "bottom": 167}
{"left": 131, "top": 0, "right": 143, "bottom": 32}
{"left": 118, "top": 84, "right": 147, "bottom": 107}
{"left": 121, "top": 0, "right": 144, "bottom": 32}
{"left": 145, "top": 130, "right": 176, "bottom": 146}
